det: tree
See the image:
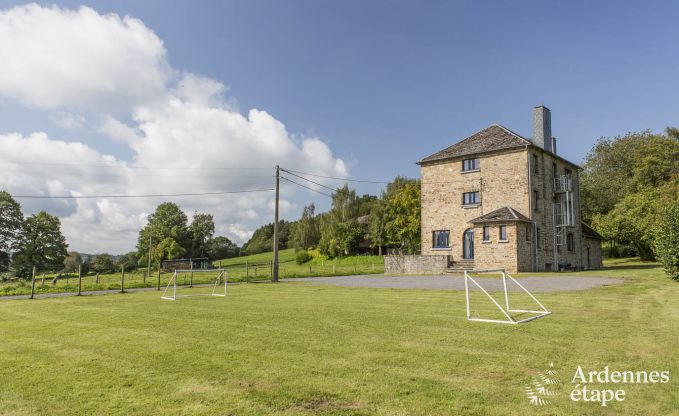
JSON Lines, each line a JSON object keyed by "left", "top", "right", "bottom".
{"left": 654, "top": 202, "right": 679, "bottom": 280}
{"left": 291, "top": 204, "right": 320, "bottom": 250}
{"left": 581, "top": 130, "right": 679, "bottom": 222}
{"left": 91, "top": 254, "right": 115, "bottom": 274}
{"left": 241, "top": 220, "right": 294, "bottom": 255}
{"left": 12, "top": 212, "right": 68, "bottom": 277}
{"left": 369, "top": 199, "right": 388, "bottom": 255}
{"left": 116, "top": 251, "right": 139, "bottom": 272}
{"left": 0, "top": 191, "right": 23, "bottom": 257}
{"left": 153, "top": 237, "right": 186, "bottom": 263}
{"left": 189, "top": 212, "right": 215, "bottom": 257}
{"left": 383, "top": 177, "right": 421, "bottom": 254}
{"left": 62, "top": 251, "right": 83, "bottom": 274}
{"left": 137, "top": 203, "right": 189, "bottom": 263}
{"left": 206, "top": 236, "right": 239, "bottom": 260}
{"left": 318, "top": 185, "right": 363, "bottom": 257}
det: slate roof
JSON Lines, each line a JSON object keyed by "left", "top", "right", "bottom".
{"left": 418, "top": 124, "right": 531, "bottom": 164}
{"left": 581, "top": 222, "right": 604, "bottom": 240}
{"left": 469, "top": 206, "right": 531, "bottom": 224}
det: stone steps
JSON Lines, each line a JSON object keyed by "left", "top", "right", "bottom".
{"left": 445, "top": 260, "right": 475, "bottom": 274}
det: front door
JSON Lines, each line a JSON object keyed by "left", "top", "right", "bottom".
{"left": 463, "top": 228, "right": 474, "bottom": 259}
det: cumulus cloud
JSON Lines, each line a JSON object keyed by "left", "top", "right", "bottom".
{"left": 0, "top": 4, "right": 347, "bottom": 253}
{"left": 0, "top": 3, "right": 170, "bottom": 112}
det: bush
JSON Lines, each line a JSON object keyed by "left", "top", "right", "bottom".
{"left": 295, "top": 251, "right": 312, "bottom": 265}
{"left": 654, "top": 203, "right": 679, "bottom": 281}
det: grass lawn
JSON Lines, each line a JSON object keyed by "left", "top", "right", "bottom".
{"left": 0, "top": 258, "right": 677, "bottom": 415}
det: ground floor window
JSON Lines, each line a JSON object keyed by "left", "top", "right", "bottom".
{"left": 526, "top": 224, "right": 532, "bottom": 241}
{"left": 567, "top": 233, "right": 574, "bottom": 251}
{"left": 499, "top": 225, "right": 507, "bottom": 241}
{"left": 482, "top": 226, "right": 490, "bottom": 241}
{"left": 433, "top": 230, "right": 450, "bottom": 248}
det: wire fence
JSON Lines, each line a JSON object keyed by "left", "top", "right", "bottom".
{"left": 0, "top": 261, "right": 384, "bottom": 298}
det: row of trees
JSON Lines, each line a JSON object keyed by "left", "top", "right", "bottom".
{"left": 242, "top": 177, "right": 421, "bottom": 258}
{"left": 581, "top": 128, "right": 679, "bottom": 261}
{"left": 581, "top": 127, "right": 679, "bottom": 279}
{"left": 0, "top": 192, "right": 68, "bottom": 277}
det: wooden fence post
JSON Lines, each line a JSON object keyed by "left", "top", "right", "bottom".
{"left": 157, "top": 267, "right": 161, "bottom": 291}
{"left": 77, "top": 264, "right": 82, "bottom": 296}
{"left": 96, "top": 272, "right": 100, "bottom": 285}
{"left": 30, "top": 266, "right": 36, "bottom": 299}
{"left": 190, "top": 261, "right": 193, "bottom": 288}
{"left": 120, "top": 265, "right": 125, "bottom": 293}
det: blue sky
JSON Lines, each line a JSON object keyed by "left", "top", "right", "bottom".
{"left": 0, "top": 1, "right": 677, "bottom": 252}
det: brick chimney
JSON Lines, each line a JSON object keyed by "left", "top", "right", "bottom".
{"left": 532, "top": 105, "right": 552, "bottom": 152}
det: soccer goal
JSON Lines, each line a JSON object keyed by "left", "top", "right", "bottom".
{"left": 464, "top": 268, "right": 550, "bottom": 324}
{"left": 161, "top": 268, "right": 228, "bottom": 300}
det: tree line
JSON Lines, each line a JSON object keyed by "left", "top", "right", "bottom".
{"left": 241, "top": 177, "right": 421, "bottom": 258}
{"left": 581, "top": 127, "right": 679, "bottom": 279}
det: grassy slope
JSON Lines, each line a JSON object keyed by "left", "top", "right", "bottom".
{"left": 0, "top": 258, "right": 677, "bottom": 415}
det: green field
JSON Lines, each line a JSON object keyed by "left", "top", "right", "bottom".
{"left": 0, "top": 249, "right": 384, "bottom": 297}
{"left": 0, "top": 258, "right": 677, "bottom": 415}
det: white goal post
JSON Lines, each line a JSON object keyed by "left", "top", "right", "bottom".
{"left": 161, "top": 268, "right": 228, "bottom": 300}
{"left": 464, "top": 268, "right": 551, "bottom": 324}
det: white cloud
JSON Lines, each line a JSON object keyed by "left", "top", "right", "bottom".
{"left": 0, "top": 4, "right": 171, "bottom": 112}
{"left": 0, "top": 4, "right": 347, "bottom": 253}
{"left": 50, "top": 111, "right": 86, "bottom": 130}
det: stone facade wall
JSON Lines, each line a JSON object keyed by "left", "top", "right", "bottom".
{"left": 420, "top": 149, "right": 530, "bottom": 261}
{"left": 384, "top": 255, "right": 449, "bottom": 275}
{"left": 582, "top": 237, "right": 604, "bottom": 269}
{"left": 420, "top": 145, "right": 597, "bottom": 272}
{"left": 530, "top": 149, "right": 584, "bottom": 271}
{"left": 472, "top": 224, "right": 520, "bottom": 273}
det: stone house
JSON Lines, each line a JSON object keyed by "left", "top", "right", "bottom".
{"left": 417, "top": 106, "right": 603, "bottom": 273}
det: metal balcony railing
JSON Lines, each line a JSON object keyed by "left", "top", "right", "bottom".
{"left": 554, "top": 175, "right": 572, "bottom": 193}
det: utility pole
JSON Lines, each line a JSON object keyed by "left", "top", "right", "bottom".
{"left": 146, "top": 235, "right": 152, "bottom": 286}
{"left": 273, "top": 165, "right": 280, "bottom": 282}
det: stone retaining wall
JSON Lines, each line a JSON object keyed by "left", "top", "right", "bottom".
{"left": 384, "top": 255, "right": 449, "bottom": 275}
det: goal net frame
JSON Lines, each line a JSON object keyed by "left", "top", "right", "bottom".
{"left": 464, "top": 268, "right": 551, "bottom": 324}
{"left": 161, "top": 268, "right": 227, "bottom": 300}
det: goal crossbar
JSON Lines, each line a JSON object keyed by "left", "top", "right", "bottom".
{"left": 464, "top": 268, "right": 550, "bottom": 324}
{"left": 161, "top": 268, "right": 228, "bottom": 300}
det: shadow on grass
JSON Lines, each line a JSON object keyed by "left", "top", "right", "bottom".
{"left": 602, "top": 264, "right": 659, "bottom": 271}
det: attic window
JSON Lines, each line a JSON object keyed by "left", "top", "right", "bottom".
{"left": 462, "top": 158, "right": 479, "bottom": 171}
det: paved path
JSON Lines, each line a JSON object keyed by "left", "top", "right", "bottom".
{"left": 283, "top": 275, "right": 623, "bottom": 292}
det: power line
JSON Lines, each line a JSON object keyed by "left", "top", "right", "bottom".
{"left": 283, "top": 169, "right": 390, "bottom": 184}
{"left": 11, "top": 188, "right": 274, "bottom": 199}
{"left": 280, "top": 169, "right": 339, "bottom": 192}
{"left": 280, "top": 176, "right": 332, "bottom": 197}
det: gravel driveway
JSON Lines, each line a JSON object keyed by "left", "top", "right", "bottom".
{"left": 284, "top": 275, "right": 623, "bottom": 292}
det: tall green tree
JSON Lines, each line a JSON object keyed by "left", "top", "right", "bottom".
{"left": 369, "top": 199, "right": 388, "bottom": 255}
{"left": 153, "top": 237, "right": 186, "bottom": 263}
{"left": 384, "top": 177, "right": 421, "bottom": 254}
{"left": 62, "top": 251, "right": 83, "bottom": 274}
{"left": 581, "top": 130, "right": 679, "bottom": 222}
{"left": 0, "top": 191, "right": 23, "bottom": 258}
{"left": 90, "top": 254, "right": 115, "bottom": 274}
{"left": 188, "top": 212, "right": 215, "bottom": 257}
{"left": 318, "top": 185, "right": 364, "bottom": 257}
{"left": 654, "top": 201, "right": 679, "bottom": 280}
{"left": 206, "top": 236, "right": 239, "bottom": 260}
{"left": 116, "top": 251, "right": 139, "bottom": 272}
{"left": 12, "top": 212, "right": 68, "bottom": 277}
{"left": 137, "top": 203, "right": 189, "bottom": 263}
{"left": 291, "top": 203, "right": 320, "bottom": 250}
